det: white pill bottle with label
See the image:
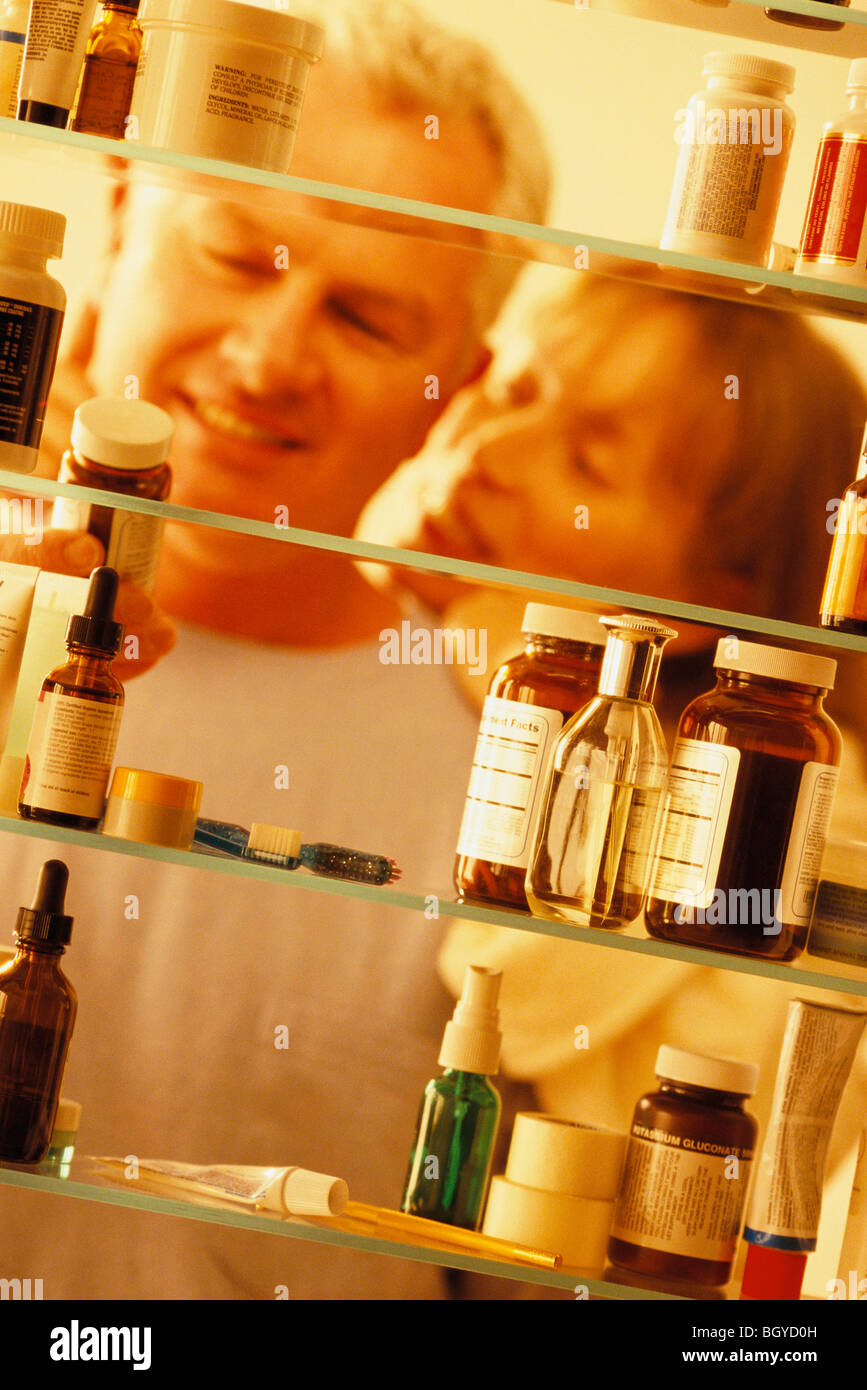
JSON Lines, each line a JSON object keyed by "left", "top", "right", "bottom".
{"left": 661, "top": 53, "right": 796, "bottom": 268}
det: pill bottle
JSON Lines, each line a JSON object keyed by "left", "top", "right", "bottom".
{"left": 454, "top": 604, "right": 605, "bottom": 910}
{"left": 646, "top": 639, "right": 841, "bottom": 962}
{"left": 608, "top": 1046, "right": 759, "bottom": 1288}
{"left": 661, "top": 53, "right": 795, "bottom": 267}
{"left": 796, "top": 62, "right": 867, "bottom": 290}
{"left": 821, "top": 421, "right": 867, "bottom": 635}
{"left": 0, "top": 201, "right": 66, "bottom": 473}
{"left": 52, "top": 396, "right": 173, "bottom": 591}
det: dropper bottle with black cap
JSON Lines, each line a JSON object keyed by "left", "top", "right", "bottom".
{"left": 19, "top": 566, "right": 125, "bottom": 829}
{"left": 0, "top": 860, "right": 77, "bottom": 1163}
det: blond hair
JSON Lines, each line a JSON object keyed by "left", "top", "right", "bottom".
{"left": 528, "top": 275, "right": 867, "bottom": 732}
{"left": 293, "top": 0, "right": 551, "bottom": 332}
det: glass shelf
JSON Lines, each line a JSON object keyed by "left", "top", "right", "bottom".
{"left": 3, "top": 468, "right": 867, "bottom": 657}
{"left": 1, "top": 814, "right": 864, "bottom": 999}
{"left": 568, "top": 0, "right": 867, "bottom": 57}
{"left": 0, "top": 1156, "right": 683, "bottom": 1299}
{"left": 0, "top": 117, "right": 865, "bottom": 324}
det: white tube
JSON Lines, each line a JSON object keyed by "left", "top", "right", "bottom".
{"left": 91, "top": 1156, "right": 349, "bottom": 1217}
{"left": 0, "top": 561, "right": 36, "bottom": 755}
{"left": 17, "top": 0, "right": 98, "bottom": 127}
{"left": 744, "top": 999, "right": 866, "bottom": 1254}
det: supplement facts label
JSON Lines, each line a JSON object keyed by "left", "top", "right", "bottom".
{"left": 800, "top": 135, "right": 867, "bottom": 266}
{"left": 456, "top": 696, "right": 563, "bottom": 866}
{"left": 611, "top": 1127, "right": 753, "bottom": 1264}
{"left": 650, "top": 739, "right": 740, "bottom": 908}
{"left": 0, "top": 299, "right": 63, "bottom": 448}
{"left": 809, "top": 879, "right": 867, "bottom": 966}
{"left": 21, "top": 689, "right": 121, "bottom": 818}
{"left": 778, "top": 762, "right": 839, "bottom": 927}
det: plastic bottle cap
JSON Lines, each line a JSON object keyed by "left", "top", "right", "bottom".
{"left": 108, "top": 767, "right": 203, "bottom": 811}
{"left": 0, "top": 201, "right": 66, "bottom": 259}
{"left": 72, "top": 397, "right": 175, "bottom": 471}
{"left": 52, "top": 1098, "right": 82, "bottom": 1134}
{"left": 740, "top": 1244, "right": 807, "bottom": 1301}
{"left": 66, "top": 567, "right": 124, "bottom": 656}
{"left": 439, "top": 964, "right": 502, "bottom": 1075}
{"left": 848, "top": 59, "right": 867, "bottom": 92}
{"left": 15, "top": 860, "right": 73, "bottom": 946}
{"left": 521, "top": 603, "right": 606, "bottom": 647}
{"left": 713, "top": 638, "right": 836, "bottom": 692}
{"left": 278, "top": 1167, "right": 349, "bottom": 1217}
{"left": 702, "top": 52, "right": 796, "bottom": 93}
{"left": 655, "top": 1045, "right": 759, "bottom": 1096}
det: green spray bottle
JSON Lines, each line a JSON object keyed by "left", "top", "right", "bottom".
{"left": 401, "top": 965, "right": 502, "bottom": 1230}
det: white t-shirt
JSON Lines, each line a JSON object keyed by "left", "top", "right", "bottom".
{"left": 0, "top": 617, "right": 482, "bottom": 1299}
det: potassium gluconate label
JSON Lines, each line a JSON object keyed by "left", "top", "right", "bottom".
{"left": 456, "top": 696, "right": 563, "bottom": 866}
{"left": 611, "top": 1127, "right": 753, "bottom": 1263}
{"left": 650, "top": 739, "right": 740, "bottom": 908}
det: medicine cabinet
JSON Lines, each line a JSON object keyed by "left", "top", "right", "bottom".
{"left": 0, "top": 0, "right": 865, "bottom": 1301}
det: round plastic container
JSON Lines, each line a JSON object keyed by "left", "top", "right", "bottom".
{"left": 796, "top": 60, "right": 867, "bottom": 289}
{"left": 103, "top": 767, "right": 203, "bottom": 848}
{"left": 128, "top": 0, "right": 325, "bottom": 171}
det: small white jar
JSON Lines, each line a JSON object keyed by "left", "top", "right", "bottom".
{"left": 0, "top": 201, "right": 66, "bottom": 473}
{"left": 128, "top": 0, "right": 325, "bottom": 172}
{"left": 661, "top": 52, "right": 796, "bottom": 268}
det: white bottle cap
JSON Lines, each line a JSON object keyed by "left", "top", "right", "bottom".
{"left": 52, "top": 1098, "right": 82, "bottom": 1134}
{"left": 656, "top": 1045, "right": 759, "bottom": 1096}
{"left": 521, "top": 603, "right": 607, "bottom": 647}
{"left": 0, "top": 201, "right": 66, "bottom": 259}
{"left": 438, "top": 965, "right": 502, "bottom": 1075}
{"left": 848, "top": 60, "right": 867, "bottom": 92}
{"left": 261, "top": 1166, "right": 349, "bottom": 1217}
{"left": 72, "top": 397, "right": 175, "bottom": 470}
{"left": 702, "top": 52, "right": 796, "bottom": 94}
{"left": 713, "top": 638, "right": 836, "bottom": 692}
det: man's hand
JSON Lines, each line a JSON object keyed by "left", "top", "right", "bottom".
{"left": 0, "top": 528, "right": 177, "bottom": 679}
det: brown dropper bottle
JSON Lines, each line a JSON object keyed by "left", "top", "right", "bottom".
{"left": 19, "top": 566, "right": 125, "bottom": 830}
{"left": 0, "top": 860, "right": 77, "bottom": 1164}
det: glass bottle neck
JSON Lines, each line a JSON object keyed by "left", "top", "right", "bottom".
{"left": 524, "top": 634, "right": 601, "bottom": 663}
{"left": 66, "top": 642, "right": 116, "bottom": 665}
{"left": 715, "top": 671, "right": 825, "bottom": 711}
{"left": 14, "top": 938, "right": 64, "bottom": 960}
{"left": 659, "top": 1080, "right": 746, "bottom": 1110}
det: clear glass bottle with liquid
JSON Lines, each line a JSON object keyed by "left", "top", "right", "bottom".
{"left": 525, "top": 614, "right": 677, "bottom": 930}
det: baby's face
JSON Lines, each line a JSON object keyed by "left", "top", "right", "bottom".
{"left": 357, "top": 306, "right": 720, "bottom": 612}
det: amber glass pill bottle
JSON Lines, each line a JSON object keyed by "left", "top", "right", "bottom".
{"left": 608, "top": 1046, "right": 759, "bottom": 1288}
{"left": 454, "top": 604, "right": 605, "bottom": 910}
{"left": 646, "top": 640, "right": 841, "bottom": 962}
{"left": 52, "top": 396, "right": 174, "bottom": 592}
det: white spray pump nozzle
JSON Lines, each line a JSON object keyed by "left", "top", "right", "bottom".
{"left": 438, "top": 964, "right": 502, "bottom": 1076}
